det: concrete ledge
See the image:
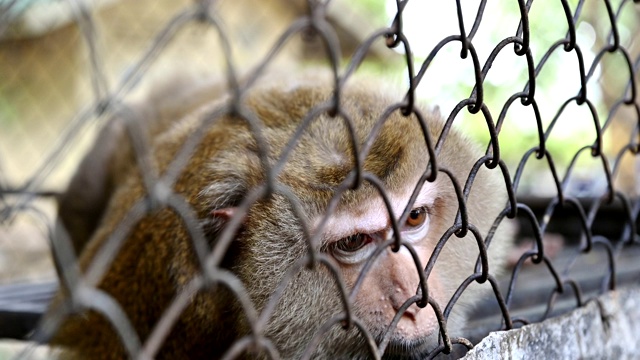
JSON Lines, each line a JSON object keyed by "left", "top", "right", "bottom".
{"left": 462, "top": 286, "right": 640, "bottom": 359}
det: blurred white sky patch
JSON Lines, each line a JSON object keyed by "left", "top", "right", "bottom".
{"left": 382, "top": 0, "right": 614, "bottom": 195}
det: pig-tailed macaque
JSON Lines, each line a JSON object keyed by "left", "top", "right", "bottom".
{"left": 51, "top": 72, "right": 512, "bottom": 359}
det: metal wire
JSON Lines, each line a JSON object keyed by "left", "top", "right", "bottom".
{"left": 1, "top": 0, "right": 639, "bottom": 358}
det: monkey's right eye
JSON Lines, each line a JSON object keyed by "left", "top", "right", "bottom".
{"left": 335, "top": 234, "right": 369, "bottom": 252}
{"left": 330, "top": 233, "right": 375, "bottom": 264}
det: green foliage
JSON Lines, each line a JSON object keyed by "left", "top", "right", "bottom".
{"left": 351, "top": 0, "right": 388, "bottom": 25}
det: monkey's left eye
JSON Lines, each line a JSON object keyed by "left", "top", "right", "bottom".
{"left": 405, "top": 206, "right": 428, "bottom": 229}
{"left": 401, "top": 206, "right": 431, "bottom": 243}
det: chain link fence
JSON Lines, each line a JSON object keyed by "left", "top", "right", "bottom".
{"left": 1, "top": 0, "right": 639, "bottom": 359}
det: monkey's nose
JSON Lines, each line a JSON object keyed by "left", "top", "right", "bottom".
{"left": 390, "top": 287, "right": 421, "bottom": 320}
{"left": 386, "top": 254, "right": 422, "bottom": 320}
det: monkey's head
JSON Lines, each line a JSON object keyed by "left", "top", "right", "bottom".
{"left": 54, "top": 75, "right": 511, "bottom": 359}
{"left": 190, "top": 79, "right": 511, "bottom": 358}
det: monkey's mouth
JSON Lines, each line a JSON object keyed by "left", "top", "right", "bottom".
{"left": 379, "top": 337, "right": 435, "bottom": 360}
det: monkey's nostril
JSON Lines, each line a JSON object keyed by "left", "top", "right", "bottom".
{"left": 402, "top": 307, "right": 419, "bottom": 321}
{"left": 390, "top": 291, "right": 421, "bottom": 321}
{"left": 405, "top": 301, "right": 422, "bottom": 317}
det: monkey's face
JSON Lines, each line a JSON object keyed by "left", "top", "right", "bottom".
{"left": 239, "top": 173, "right": 474, "bottom": 359}
{"left": 314, "top": 172, "right": 467, "bottom": 359}
{"left": 321, "top": 182, "right": 440, "bottom": 343}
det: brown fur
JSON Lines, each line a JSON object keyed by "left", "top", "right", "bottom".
{"left": 51, "top": 74, "right": 511, "bottom": 359}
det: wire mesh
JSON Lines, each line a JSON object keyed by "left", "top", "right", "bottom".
{"left": 0, "top": 0, "right": 639, "bottom": 359}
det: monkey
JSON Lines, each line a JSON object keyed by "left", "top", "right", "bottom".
{"left": 50, "top": 72, "right": 513, "bottom": 359}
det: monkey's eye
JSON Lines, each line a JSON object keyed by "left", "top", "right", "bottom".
{"left": 406, "top": 207, "right": 428, "bottom": 229}
{"left": 330, "top": 233, "right": 375, "bottom": 264}
{"left": 335, "top": 233, "right": 369, "bottom": 252}
{"left": 401, "top": 206, "right": 431, "bottom": 243}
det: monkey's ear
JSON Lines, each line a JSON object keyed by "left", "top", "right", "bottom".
{"left": 211, "top": 208, "right": 237, "bottom": 221}
{"left": 205, "top": 208, "right": 241, "bottom": 249}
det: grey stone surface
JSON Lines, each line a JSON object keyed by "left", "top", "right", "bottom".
{"left": 462, "top": 286, "right": 640, "bottom": 359}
